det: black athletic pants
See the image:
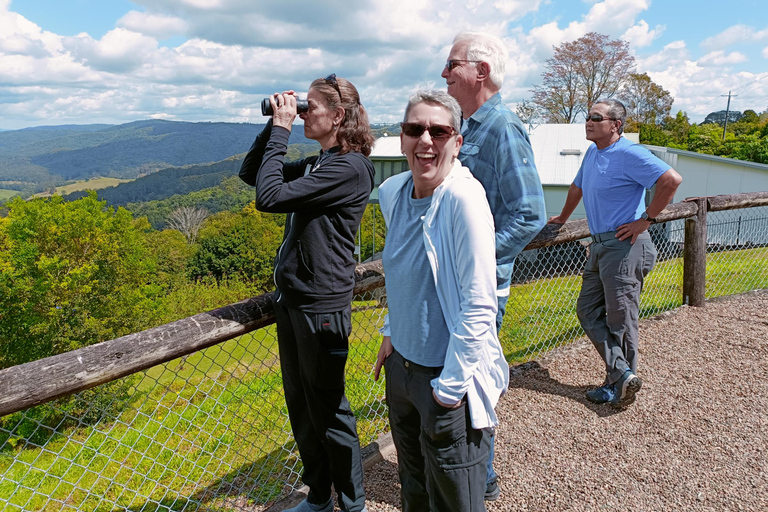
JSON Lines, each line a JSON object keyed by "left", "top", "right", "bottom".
{"left": 274, "top": 300, "right": 366, "bottom": 512}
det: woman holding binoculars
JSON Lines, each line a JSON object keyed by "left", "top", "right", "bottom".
{"left": 239, "top": 75, "right": 374, "bottom": 512}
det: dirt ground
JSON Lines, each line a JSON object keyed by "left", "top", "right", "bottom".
{"left": 360, "top": 290, "right": 768, "bottom": 512}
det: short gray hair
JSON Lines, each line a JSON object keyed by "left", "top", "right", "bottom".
{"left": 403, "top": 90, "right": 462, "bottom": 133}
{"left": 594, "top": 99, "right": 627, "bottom": 134}
{"left": 453, "top": 32, "right": 507, "bottom": 89}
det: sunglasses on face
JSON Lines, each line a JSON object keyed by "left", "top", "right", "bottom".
{"left": 401, "top": 122, "right": 456, "bottom": 140}
{"left": 444, "top": 59, "right": 481, "bottom": 71}
{"left": 324, "top": 73, "right": 343, "bottom": 101}
{"left": 586, "top": 113, "right": 616, "bottom": 122}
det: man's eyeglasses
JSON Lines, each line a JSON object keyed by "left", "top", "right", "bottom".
{"left": 444, "top": 59, "right": 481, "bottom": 71}
{"left": 401, "top": 122, "right": 456, "bottom": 140}
{"left": 324, "top": 73, "right": 343, "bottom": 102}
{"left": 586, "top": 113, "right": 616, "bottom": 122}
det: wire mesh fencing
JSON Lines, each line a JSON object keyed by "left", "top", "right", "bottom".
{"left": 1, "top": 208, "right": 767, "bottom": 511}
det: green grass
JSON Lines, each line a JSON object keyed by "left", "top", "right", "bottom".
{"left": 1, "top": 247, "right": 765, "bottom": 511}
{"left": 33, "top": 178, "right": 133, "bottom": 198}
{"left": 0, "top": 189, "right": 19, "bottom": 200}
{"left": 500, "top": 246, "right": 767, "bottom": 362}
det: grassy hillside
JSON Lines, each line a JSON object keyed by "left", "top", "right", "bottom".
{"left": 0, "top": 189, "right": 19, "bottom": 200}
{"left": 50, "top": 177, "right": 132, "bottom": 196}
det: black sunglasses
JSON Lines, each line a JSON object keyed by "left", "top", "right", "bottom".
{"left": 401, "top": 122, "right": 456, "bottom": 140}
{"left": 324, "top": 73, "right": 343, "bottom": 102}
{"left": 444, "top": 59, "right": 481, "bottom": 71}
{"left": 586, "top": 113, "right": 616, "bottom": 122}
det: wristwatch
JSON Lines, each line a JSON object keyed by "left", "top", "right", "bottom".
{"left": 640, "top": 211, "right": 657, "bottom": 223}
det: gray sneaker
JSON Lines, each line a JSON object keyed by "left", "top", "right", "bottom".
{"left": 484, "top": 479, "right": 500, "bottom": 501}
{"left": 611, "top": 370, "right": 642, "bottom": 408}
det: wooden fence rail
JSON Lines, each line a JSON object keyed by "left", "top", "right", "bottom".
{"left": 1, "top": 191, "right": 767, "bottom": 417}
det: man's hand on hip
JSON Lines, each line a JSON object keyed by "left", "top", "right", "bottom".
{"left": 616, "top": 219, "right": 652, "bottom": 244}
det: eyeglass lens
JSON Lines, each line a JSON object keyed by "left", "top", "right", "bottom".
{"left": 401, "top": 122, "right": 455, "bottom": 140}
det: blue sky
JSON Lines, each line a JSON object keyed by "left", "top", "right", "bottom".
{"left": 1, "top": 0, "right": 767, "bottom": 129}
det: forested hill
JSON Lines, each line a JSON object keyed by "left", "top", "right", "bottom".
{"left": 63, "top": 138, "right": 320, "bottom": 207}
{"left": 0, "top": 120, "right": 318, "bottom": 191}
{"left": 64, "top": 155, "right": 246, "bottom": 205}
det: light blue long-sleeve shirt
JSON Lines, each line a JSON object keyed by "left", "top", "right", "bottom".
{"left": 380, "top": 161, "right": 509, "bottom": 429}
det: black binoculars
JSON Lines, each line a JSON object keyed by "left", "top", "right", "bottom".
{"left": 261, "top": 98, "right": 309, "bottom": 116}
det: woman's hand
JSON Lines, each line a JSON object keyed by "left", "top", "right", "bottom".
{"left": 374, "top": 336, "right": 393, "bottom": 381}
{"left": 432, "top": 389, "right": 463, "bottom": 409}
{"left": 270, "top": 90, "right": 297, "bottom": 130}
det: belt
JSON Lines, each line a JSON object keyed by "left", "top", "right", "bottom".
{"left": 591, "top": 230, "right": 617, "bottom": 243}
{"left": 392, "top": 350, "right": 442, "bottom": 376}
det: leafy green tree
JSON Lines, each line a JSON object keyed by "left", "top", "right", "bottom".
{"left": 357, "top": 204, "right": 386, "bottom": 262}
{"left": 662, "top": 111, "right": 691, "bottom": 148}
{"left": 638, "top": 123, "right": 670, "bottom": 146}
{"left": 727, "top": 133, "right": 768, "bottom": 164}
{"left": 623, "top": 72, "right": 674, "bottom": 131}
{"left": 687, "top": 123, "right": 730, "bottom": 156}
{"left": 730, "top": 109, "right": 762, "bottom": 136}
{"left": 0, "top": 193, "right": 160, "bottom": 369}
{"left": 144, "top": 228, "right": 196, "bottom": 290}
{"left": 187, "top": 204, "right": 284, "bottom": 290}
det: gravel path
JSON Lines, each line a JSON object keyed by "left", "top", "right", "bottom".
{"left": 361, "top": 290, "right": 768, "bottom": 511}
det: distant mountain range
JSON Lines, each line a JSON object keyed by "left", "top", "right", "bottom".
{"left": 0, "top": 119, "right": 319, "bottom": 192}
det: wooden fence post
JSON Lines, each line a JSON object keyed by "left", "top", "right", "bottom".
{"left": 683, "top": 197, "right": 708, "bottom": 306}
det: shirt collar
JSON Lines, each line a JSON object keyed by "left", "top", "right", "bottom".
{"left": 464, "top": 93, "right": 503, "bottom": 128}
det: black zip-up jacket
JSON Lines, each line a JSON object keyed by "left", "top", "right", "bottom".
{"left": 239, "top": 121, "right": 374, "bottom": 312}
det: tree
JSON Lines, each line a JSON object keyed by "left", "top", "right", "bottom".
{"left": 533, "top": 32, "right": 636, "bottom": 122}
{"left": 187, "top": 205, "right": 284, "bottom": 290}
{"left": 622, "top": 72, "right": 674, "bottom": 131}
{"left": 0, "top": 193, "right": 160, "bottom": 369}
{"left": 662, "top": 111, "right": 691, "bottom": 147}
{"left": 166, "top": 206, "right": 209, "bottom": 244}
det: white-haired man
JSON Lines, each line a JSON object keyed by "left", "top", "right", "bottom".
{"left": 442, "top": 31, "right": 546, "bottom": 501}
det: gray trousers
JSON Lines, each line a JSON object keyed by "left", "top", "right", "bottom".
{"left": 577, "top": 231, "right": 657, "bottom": 385}
{"left": 384, "top": 350, "right": 489, "bottom": 512}
{"left": 274, "top": 301, "right": 366, "bottom": 512}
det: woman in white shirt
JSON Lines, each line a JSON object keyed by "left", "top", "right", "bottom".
{"left": 373, "top": 90, "right": 508, "bottom": 512}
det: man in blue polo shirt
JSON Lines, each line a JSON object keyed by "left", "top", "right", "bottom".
{"left": 548, "top": 99, "right": 682, "bottom": 408}
{"left": 442, "top": 31, "right": 546, "bottom": 501}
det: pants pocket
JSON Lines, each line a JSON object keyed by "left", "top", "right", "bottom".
{"left": 313, "top": 310, "right": 350, "bottom": 391}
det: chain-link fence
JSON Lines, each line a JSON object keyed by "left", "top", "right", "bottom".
{"left": 1, "top": 205, "right": 767, "bottom": 512}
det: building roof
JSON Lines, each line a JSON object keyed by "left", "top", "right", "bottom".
{"left": 370, "top": 135, "right": 402, "bottom": 158}
{"left": 528, "top": 124, "right": 639, "bottom": 186}
{"left": 645, "top": 144, "right": 768, "bottom": 172}
{"left": 369, "top": 125, "right": 641, "bottom": 186}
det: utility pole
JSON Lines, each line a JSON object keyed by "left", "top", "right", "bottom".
{"left": 721, "top": 91, "right": 737, "bottom": 140}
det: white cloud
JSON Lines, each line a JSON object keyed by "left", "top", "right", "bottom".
{"left": 701, "top": 24, "right": 768, "bottom": 51}
{"left": 493, "top": 0, "right": 544, "bottom": 18}
{"left": 117, "top": 11, "right": 188, "bottom": 39}
{"left": 699, "top": 50, "right": 748, "bottom": 67}
{"left": 621, "top": 20, "right": 665, "bottom": 49}
{"left": 64, "top": 28, "right": 159, "bottom": 73}
{"left": 2, "top": 0, "right": 765, "bottom": 129}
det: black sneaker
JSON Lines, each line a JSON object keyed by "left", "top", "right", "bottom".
{"left": 586, "top": 383, "right": 615, "bottom": 404}
{"left": 484, "top": 479, "right": 500, "bottom": 501}
{"left": 611, "top": 370, "right": 642, "bottom": 408}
